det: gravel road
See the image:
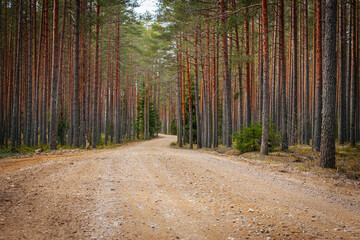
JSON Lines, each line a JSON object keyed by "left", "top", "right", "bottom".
{"left": 1, "top": 134, "right": 359, "bottom": 239}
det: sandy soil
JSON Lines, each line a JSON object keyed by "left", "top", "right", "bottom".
{"left": 0, "top": 135, "right": 359, "bottom": 239}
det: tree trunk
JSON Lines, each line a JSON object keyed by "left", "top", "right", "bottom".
{"left": 234, "top": 14, "right": 242, "bottom": 132}
{"left": 194, "top": 27, "right": 201, "bottom": 148}
{"left": 11, "top": 0, "right": 23, "bottom": 149}
{"left": 258, "top": 14, "right": 263, "bottom": 123}
{"left": 221, "top": 0, "right": 232, "bottom": 147}
{"left": 177, "top": 38, "right": 183, "bottom": 147}
{"left": 92, "top": 3, "right": 100, "bottom": 148}
{"left": 25, "top": 0, "right": 33, "bottom": 147}
{"left": 279, "top": 0, "right": 288, "bottom": 150}
{"left": 338, "top": 1, "right": 346, "bottom": 144}
{"left": 350, "top": 0, "right": 357, "bottom": 146}
{"left": 49, "top": 0, "right": 60, "bottom": 149}
{"left": 73, "top": 0, "right": 80, "bottom": 147}
{"left": 115, "top": 20, "right": 121, "bottom": 144}
{"left": 291, "top": 0, "right": 298, "bottom": 145}
{"left": 313, "top": 0, "right": 323, "bottom": 151}
{"left": 304, "top": 0, "right": 310, "bottom": 145}
{"left": 320, "top": 0, "right": 337, "bottom": 168}
{"left": 105, "top": 26, "right": 112, "bottom": 145}
{"left": 186, "top": 48, "right": 193, "bottom": 149}
{"left": 245, "top": 9, "right": 251, "bottom": 127}
{"left": 261, "top": 0, "right": 269, "bottom": 155}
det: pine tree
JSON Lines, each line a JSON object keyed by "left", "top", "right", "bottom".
{"left": 320, "top": 0, "right": 337, "bottom": 168}
{"left": 260, "top": 0, "right": 269, "bottom": 155}
{"left": 73, "top": 0, "right": 81, "bottom": 147}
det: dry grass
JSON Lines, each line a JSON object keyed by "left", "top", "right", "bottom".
{"left": 238, "top": 143, "right": 360, "bottom": 181}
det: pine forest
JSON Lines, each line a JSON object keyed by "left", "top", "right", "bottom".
{"left": 1, "top": 0, "right": 360, "bottom": 239}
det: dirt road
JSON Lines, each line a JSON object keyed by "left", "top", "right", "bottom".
{"left": 1, "top": 135, "right": 359, "bottom": 239}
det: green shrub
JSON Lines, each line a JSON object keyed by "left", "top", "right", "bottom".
{"left": 232, "top": 122, "right": 280, "bottom": 153}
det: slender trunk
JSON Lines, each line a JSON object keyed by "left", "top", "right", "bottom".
{"left": 41, "top": 0, "right": 49, "bottom": 145}
{"left": 25, "top": 0, "right": 33, "bottom": 147}
{"left": 350, "top": 0, "right": 357, "bottom": 146}
{"left": 270, "top": 16, "right": 277, "bottom": 125}
{"left": 232, "top": 15, "right": 242, "bottom": 135}
{"left": 338, "top": 1, "right": 347, "bottom": 144}
{"left": 0, "top": 1, "right": 7, "bottom": 147}
{"left": 73, "top": 0, "right": 80, "bottom": 147}
{"left": 177, "top": 39, "right": 183, "bottom": 147}
{"left": 115, "top": 20, "right": 121, "bottom": 144}
{"left": 186, "top": 48, "right": 193, "bottom": 149}
{"left": 105, "top": 26, "right": 111, "bottom": 145}
{"left": 245, "top": 9, "right": 251, "bottom": 127}
{"left": 11, "top": 0, "right": 23, "bottom": 149}
{"left": 194, "top": 27, "right": 201, "bottom": 148}
{"left": 49, "top": 0, "right": 60, "bottom": 149}
{"left": 258, "top": 14, "right": 263, "bottom": 123}
{"left": 291, "top": 0, "right": 298, "bottom": 145}
{"left": 97, "top": 30, "right": 102, "bottom": 145}
{"left": 314, "top": 0, "right": 323, "bottom": 151}
{"left": 212, "top": 26, "right": 218, "bottom": 147}
{"left": 279, "top": 0, "right": 288, "bottom": 150}
{"left": 221, "top": 0, "right": 232, "bottom": 147}
{"left": 304, "top": 0, "right": 310, "bottom": 145}
{"left": 261, "top": 0, "right": 269, "bottom": 155}
{"left": 92, "top": 3, "right": 100, "bottom": 148}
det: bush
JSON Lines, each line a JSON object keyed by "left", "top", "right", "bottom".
{"left": 232, "top": 122, "right": 280, "bottom": 153}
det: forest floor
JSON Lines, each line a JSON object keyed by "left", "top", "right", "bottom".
{"left": 0, "top": 135, "right": 359, "bottom": 239}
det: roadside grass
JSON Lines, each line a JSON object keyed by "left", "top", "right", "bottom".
{"left": 178, "top": 141, "right": 360, "bottom": 181}
{"left": 238, "top": 142, "right": 360, "bottom": 181}
{"left": 0, "top": 133, "right": 151, "bottom": 160}
{"left": 0, "top": 145, "right": 49, "bottom": 159}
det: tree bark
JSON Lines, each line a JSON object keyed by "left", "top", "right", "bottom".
{"left": 338, "top": 0, "right": 346, "bottom": 144}
{"left": 261, "top": 0, "right": 269, "bottom": 155}
{"left": 194, "top": 27, "right": 201, "bottom": 148}
{"left": 11, "top": 0, "right": 23, "bottom": 149}
{"left": 313, "top": 0, "right": 323, "bottom": 151}
{"left": 320, "top": 0, "right": 337, "bottom": 168}
{"left": 115, "top": 20, "right": 121, "bottom": 144}
{"left": 221, "top": 0, "right": 232, "bottom": 147}
{"left": 25, "top": 0, "right": 33, "bottom": 147}
{"left": 350, "top": 0, "right": 357, "bottom": 146}
{"left": 304, "top": 0, "right": 310, "bottom": 145}
{"left": 279, "top": 0, "right": 288, "bottom": 150}
{"left": 49, "top": 0, "right": 60, "bottom": 149}
{"left": 186, "top": 48, "right": 193, "bottom": 149}
{"left": 92, "top": 3, "right": 100, "bottom": 148}
{"left": 245, "top": 9, "right": 251, "bottom": 127}
{"left": 73, "top": 0, "right": 80, "bottom": 147}
{"left": 291, "top": 0, "right": 298, "bottom": 145}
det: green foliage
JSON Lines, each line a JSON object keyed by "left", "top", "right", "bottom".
{"left": 232, "top": 122, "right": 280, "bottom": 153}
{"left": 135, "top": 86, "right": 162, "bottom": 139}
{"left": 58, "top": 106, "right": 69, "bottom": 145}
{"left": 170, "top": 119, "right": 177, "bottom": 135}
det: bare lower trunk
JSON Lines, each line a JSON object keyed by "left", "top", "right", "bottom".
{"left": 320, "top": 0, "right": 337, "bottom": 168}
